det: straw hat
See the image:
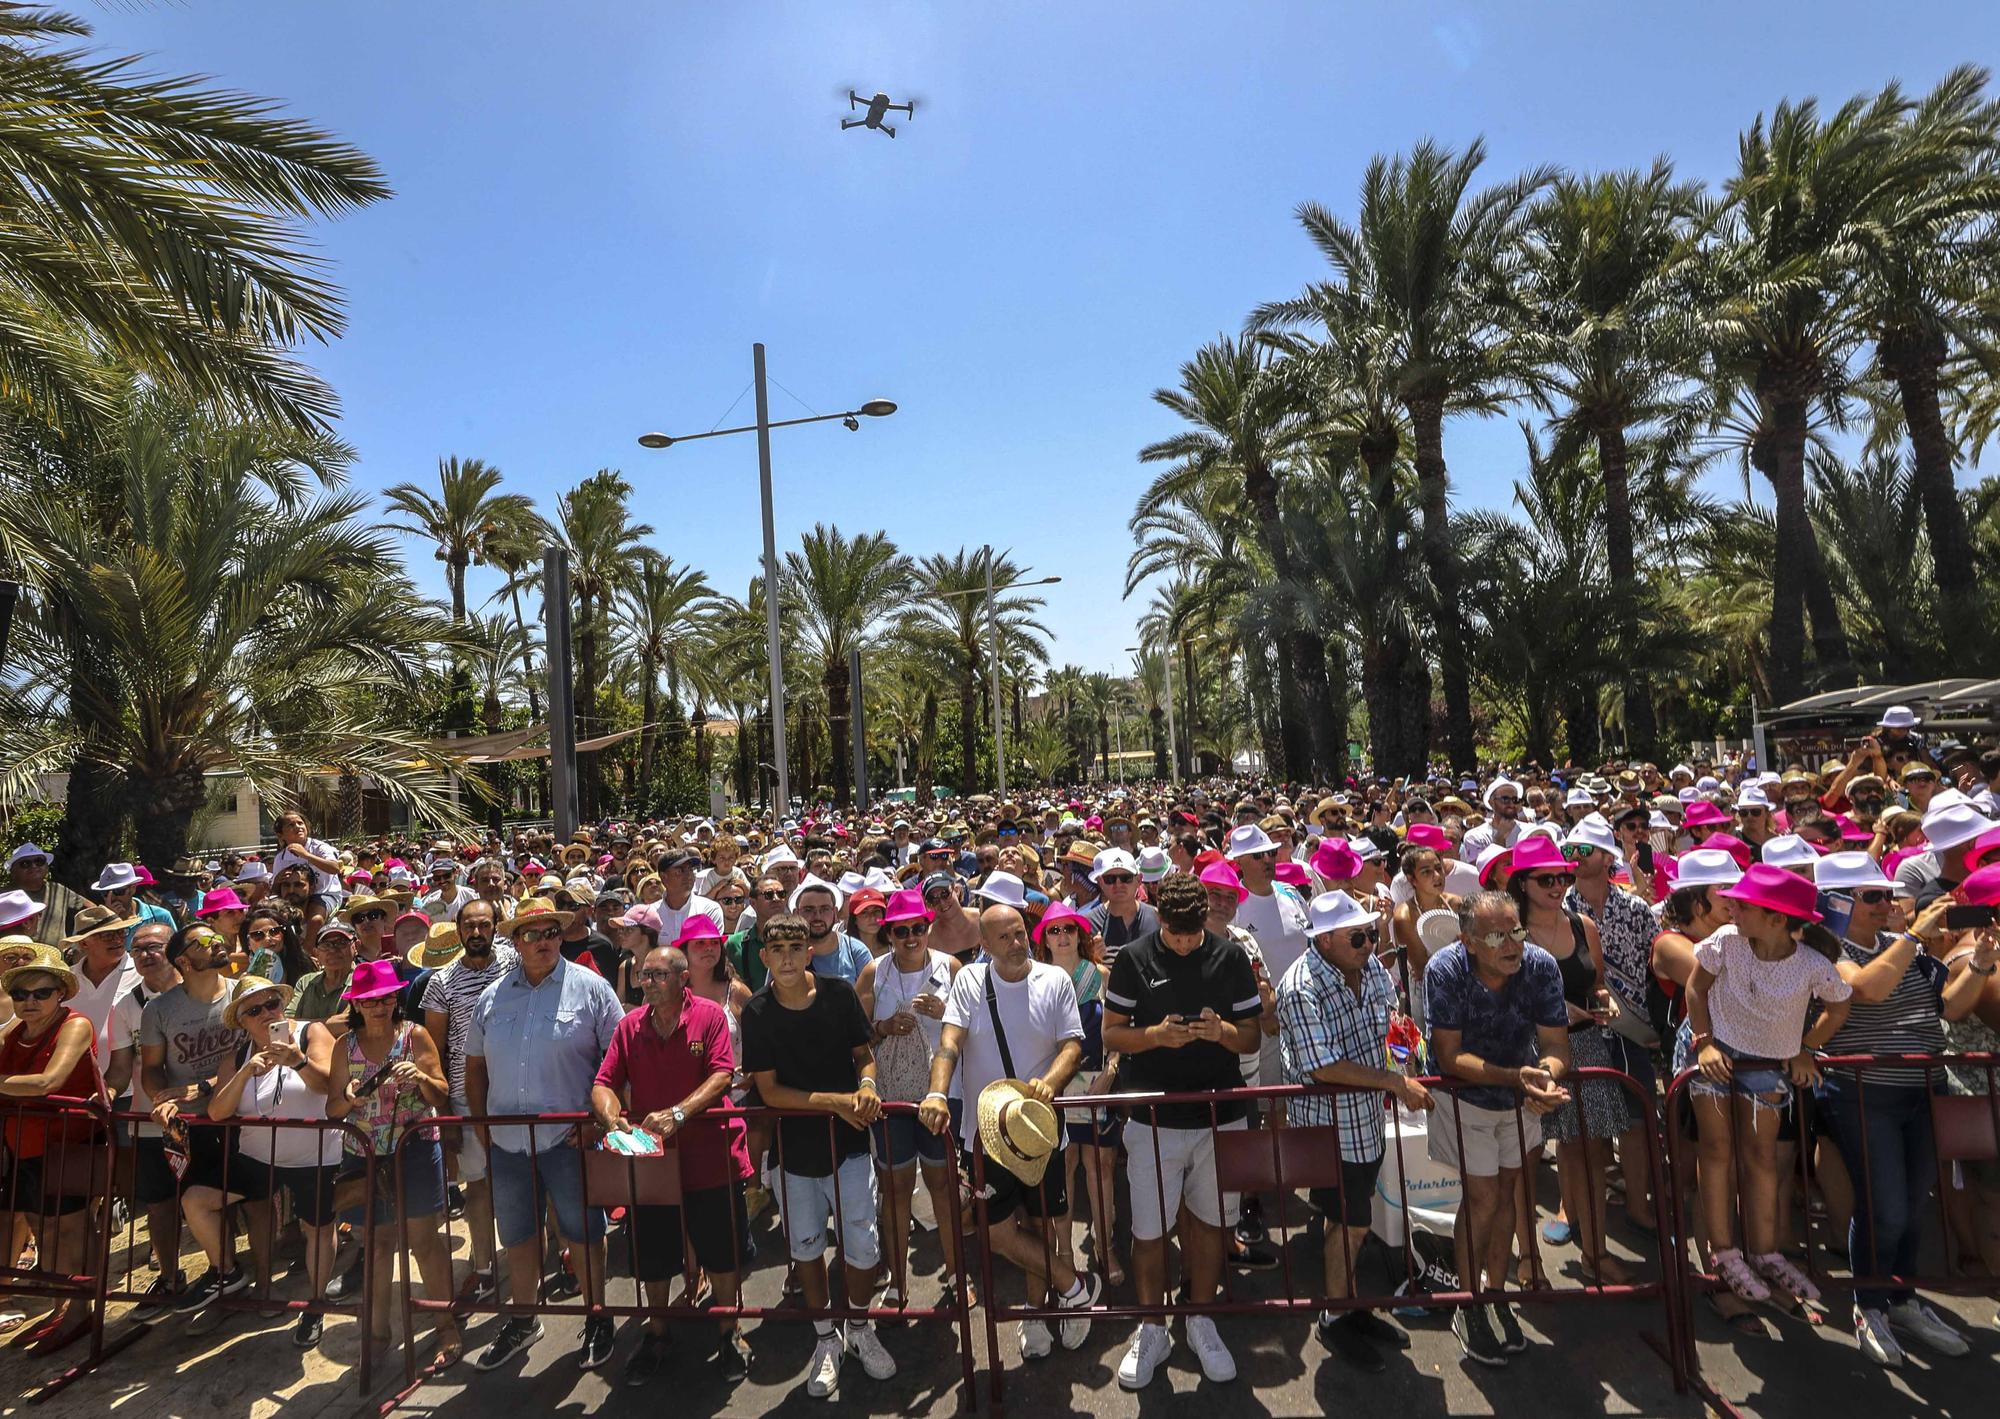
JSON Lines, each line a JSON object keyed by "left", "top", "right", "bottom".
{"left": 222, "top": 975, "right": 293, "bottom": 1030}
{"left": 62, "top": 902, "right": 143, "bottom": 946}
{"left": 500, "top": 895, "right": 573, "bottom": 935}
{"left": 2, "top": 956, "right": 76, "bottom": 1000}
{"left": 976, "top": 1079, "right": 1062, "bottom": 1186}
{"left": 407, "top": 921, "right": 463, "bottom": 969}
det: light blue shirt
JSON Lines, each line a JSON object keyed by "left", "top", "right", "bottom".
{"left": 125, "top": 900, "right": 176, "bottom": 950}
{"left": 811, "top": 932, "right": 873, "bottom": 985}
{"left": 464, "top": 955, "right": 623, "bottom": 1153}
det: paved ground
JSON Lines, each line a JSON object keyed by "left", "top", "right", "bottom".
{"left": 0, "top": 1179, "right": 1992, "bottom": 1418}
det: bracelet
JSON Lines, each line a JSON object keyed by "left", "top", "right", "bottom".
{"left": 856, "top": 1077, "right": 878, "bottom": 1092}
{"left": 922, "top": 1091, "right": 949, "bottom": 1102}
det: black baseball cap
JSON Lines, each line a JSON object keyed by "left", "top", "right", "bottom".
{"left": 919, "top": 837, "right": 951, "bottom": 855}
{"left": 920, "top": 871, "right": 958, "bottom": 898}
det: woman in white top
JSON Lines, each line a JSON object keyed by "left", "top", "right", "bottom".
{"left": 855, "top": 889, "right": 962, "bottom": 1312}
{"left": 197, "top": 977, "right": 341, "bottom": 1347}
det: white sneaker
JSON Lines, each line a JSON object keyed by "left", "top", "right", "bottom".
{"left": 1056, "top": 1271, "right": 1101, "bottom": 1350}
{"left": 1186, "top": 1314, "right": 1237, "bottom": 1383}
{"left": 846, "top": 1323, "right": 897, "bottom": 1380}
{"left": 806, "top": 1330, "right": 844, "bottom": 1398}
{"left": 1117, "top": 1322, "right": 1172, "bottom": 1390}
{"left": 1887, "top": 1299, "right": 1969, "bottom": 1357}
{"left": 1854, "top": 1307, "right": 1905, "bottom": 1368}
{"left": 1018, "top": 1319, "right": 1053, "bottom": 1360}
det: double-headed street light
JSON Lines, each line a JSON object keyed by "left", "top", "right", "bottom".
{"left": 638, "top": 343, "right": 894, "bottom": 814}
{"left": 938, "top": 545, "right": 1060, "bottom": 798}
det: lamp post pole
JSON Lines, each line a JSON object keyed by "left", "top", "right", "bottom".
{"left": 985, "top": 545, "right": 1007, "bottom": 798}
{"left": 751, "top": 344, "right": 789, "bottom": 815}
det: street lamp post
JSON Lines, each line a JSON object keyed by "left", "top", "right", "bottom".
{"left": 939, "top": 549, "right": 1059, "bottom": 799}
{"left": 639, "top": 343, "right": 894, "bottom": 816}
{"left": 1129, "top": 642, "right": 1178, "bottom": 782}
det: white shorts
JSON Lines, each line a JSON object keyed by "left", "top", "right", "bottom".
{"left": 1427, "top": 1093, "right": 1540, "bottom": 1178}
{"left": 447, "top": 1098, "right": 487, "bottom": 1183}
{"left": 777, "top": 1153, "right": 880, "bottom": 1267}
{"left": 1125, "top": 1118, "right": 1246, "bottom": 1240}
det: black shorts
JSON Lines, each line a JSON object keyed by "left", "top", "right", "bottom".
{"left": 0, "top": 1153, "right": 97, "bottom": 1217}
{"left": 978, "top": 1148, "right": 1067, "bottom": 1225}
{"left": 135, "top": 1127, "right": 231, "bottom": 1204}
{"left": 1310, "top": 1157, "right": 1385, "bottom": 1230}
{"left": 627, "top": 1183, "right": 751, "bottom": 1282}
{"left": 232, "top": 1156, "right": 341, "bottom": 1227}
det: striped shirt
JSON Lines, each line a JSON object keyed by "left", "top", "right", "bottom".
{"left": 1277, "top": 945, "right": 1396, "bottom": 1161}
{"left": 418, "top": 944, "right": 519, "bottom": 1102}
{"left": 1821, "top": 932, "right": 1946, "bottom": 1089}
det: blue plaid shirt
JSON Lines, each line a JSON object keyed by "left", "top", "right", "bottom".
{"left": 1276, "top": 945, "right": 1396, "bottom": 1162}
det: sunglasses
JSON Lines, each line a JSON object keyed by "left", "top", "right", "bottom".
{"left": 1335, "top": 925, "right": 1381, "bottom": 949}
{"left": 754, "top": 889, "right": 785, "bottom": 900}
{"left": 8, "top": 986, "right": 59, "bottom": 1003}
{"left": 887, "top": 923, "right": 930, "bottom": 940}
{"left": 247, "top": 925, "right": 285, "bottom": 942}
{"left": 1526, "top": 873, "right": 1574, "bottom": 888}
{"left": 351, "top": 910, "right": 388, "bottom": 924}
{"left": 1491, "top": 797, "right": 1521, "bottom": 808}
{"left": 239, "top": 997, "right": 284, "bottom": 1020}
{"left": 1472, "top": 927, "right": 1531, "bottom": 947}
{"left": 1851, "top": 889, "right": 1893, "bottom": 906}
{"left": 1560, "top": 845, "right": 1595, "bottom": 861}
{"left": 1098, "top": 873, "right": 1136, "bottom": 886}
{"left": 514, "top": 925, "right": 562, "bottom": 944}
{"left": 319, "top": 937, "right": 356, "bottom": 951}
{"left": 715, "top": 895, "right": 746, "bottom": 907}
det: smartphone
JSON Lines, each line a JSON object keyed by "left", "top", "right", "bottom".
{"left": 1946, "top": 904, "right": 1997, "bottom": 931}
{"left": 268, "top": 1018, "right": 294, "bottom": 1049}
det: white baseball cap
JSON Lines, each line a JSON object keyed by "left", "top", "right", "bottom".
{"left": 1089, "top": 848, "right": 1139, "bottom": 883}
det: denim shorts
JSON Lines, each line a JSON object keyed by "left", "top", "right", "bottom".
{"left": 776, "top": 1153, "right": 879, "bottom": 1267}
{"left": 490, "top": 1140, "right": 605, "bottom": 1249}
{"left": 871, "top": 1108, "right": 953, "bottom": 1169}
{"left": 1679, "top": 1029, "right": 1791, "bottom": 1110}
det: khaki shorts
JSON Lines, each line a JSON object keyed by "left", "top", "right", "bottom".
{"left": 1427, "top": 1093, "right": 1540, "bottom": 1178}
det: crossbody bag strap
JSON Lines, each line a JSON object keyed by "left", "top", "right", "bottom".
{"left": 983, "top": 965, "right": 1017, "bottom": 1080}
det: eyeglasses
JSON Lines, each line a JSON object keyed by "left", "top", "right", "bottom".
{"left": 715, "top": 895, "right": 746, "bottom": 907}
{"left": 1471, "top": 927, "right": 1530, "bottom": 948}
{"left": 318, "top": 937, "right": 356, "bottom": 952}
{"left": 1851, "top": 889, "right": 1894, "bottom": 906}
{"left": 636, "top": 968, "right": 684, "bottom": 983}
{"left": 753, "top": 889, "right": 785, "bottom": 900}
{"left": 1491, "top": 797, "right": 1521, "bottom": 809}
{"left": 239, "top": 997, "right": 283, "bottom": 1020}
{"left": 8, "top": 986, "right": 59, "bottom": 1003}
{"left": 514, "top": 925, "right": 562, "bottom": 945}
{"left": 1737, "top": 807, "right": 1768, "bottom": 818}
{"left": 887, "top": 923, "right": 930, "bottom": 940}
{"left": 1526, "top": 872, "right": 1574, "bottom": 888}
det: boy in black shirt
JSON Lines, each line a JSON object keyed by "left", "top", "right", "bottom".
{"left": 1102, "top": 873, "right": 1262, "bottom": 1390}
{"left": 740, "top": 913, "right": 896, "bottom": 1400}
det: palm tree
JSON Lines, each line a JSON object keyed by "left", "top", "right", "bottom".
{"left": 1258, "top": 139, "right": 1551, "bottom": 772}
{"left": 1519, "top": 164, "right": 1707, "bottom": 757}
{"left": 553, "top": 471, "right": 651, "bottom": 817}
{"left": 1850, "top": 67, "right": 2000, "bottom": 647}
{"left": 1140, "top": 337, "right": 1341, "bottom": 778}
{"left": 1807, "top": 451, "right": 1936, "bottom": 679}
{"left": 1078, "top": 673, "right": 1128, "bottom": 780}
{"left": 617, "top": 553, "right": 717, "bottom": 810}
{"left": 478, "top": 505, "right": 552, "bottom": 723}
{"left": 782, "top": 525, "right": 911, "bottom": 807}
{"left": 0, "top": 10, "right": 392, "bottom": 436}
{"left": 383, "top": 457, "right": 539, "bottom": 623}
{"left": 904, "top": 548, "right": 1052, "bottom": 794}
{"left": 1130, "top": 649, "right": 1172, "bottom": 779}
{"left": 0, "top": 385, "right": 474, "bottom": 872}
{"left": 1694, "top": 87, "right": 1922, "bottom": 698}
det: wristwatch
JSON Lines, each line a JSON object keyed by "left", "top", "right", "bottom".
{"left": 669, "top": 1106, "right": 686, "bottom": 1128}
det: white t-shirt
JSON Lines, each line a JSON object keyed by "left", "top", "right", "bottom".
{"left": 693, "top": 866, "right": 742, "bottom": 898}
{"left": 273, "top": 839, "right": 344, "bottom": 900}
{"left": 1459, "top": 817, "right": 1524, "bottom": 860}
{"left": 71, "top": 960, "right": 139, "bottom": 1062}
{"left": 1234, "top": 883, "right": 1314, "bottom": 985}
{"left": 942, "top": 960, "right": 1082, "bottom": 1149}
{"left": 657, "top": 893, "right": 724, "bottom": 942}
{"left": 417, "top": 885, "right": 478, "bottom": 922}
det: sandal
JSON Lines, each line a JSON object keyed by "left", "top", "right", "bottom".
{"left": 1749, "top": 1251, "right": 1820, "bottom": 1303}
{"left": 432, "top": 1327, "right": 462, "bottom": 1370}
{"left": 1706, "top": 1293, "right": 1768, "bottom": 1338}
{"left": 1710, "top": 1248, "right": 1770, "bottom": 1303}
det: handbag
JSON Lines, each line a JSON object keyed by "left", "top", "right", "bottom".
{"left": 873, "top": 960, "right": 941, "bottom": 1104}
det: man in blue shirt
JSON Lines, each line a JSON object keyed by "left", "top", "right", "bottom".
{"left": 465, "top": 896, "right": 625, "bottom": 1373}
{"left": 792, "top": 879, "right": 872, "bottom": 984}
{"left": 1423, "top": 891, "right": 1573, "bottom": 1368}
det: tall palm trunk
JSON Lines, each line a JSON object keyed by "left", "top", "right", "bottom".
{"left": 575, "top": 600, "right": 599, "bottom": 820}
{"left": 133, "top": 764, "right": 209, "bottom": 875}
{"left": 1359, "top": 447, "right": 1427, "bottom": 779}
{"left": 1179, "top": 636, "right": 1199, "bottom": 778}
{"left": 1593, "top": 421, "right": 1657, "bottom": 759}
{"left": 1097, "top": 712, "right": 1111, "bottom": 779}
{"left": 1244, "top": 459, "right": 1333, "bottom": 777}
{"left": 826, "top": 658, "right": 853, "bottom": 808}
{"left": 733, "top": 702, "right": 753, "bottom": 805}
{"left": 637, "top": 650, "right": 660, "bottom": 812}
{"left": 917, "top": 688, "right": 939, "bottom": 808}
{"left": 1883, "top": 332, "right": 1982, "bottom": 647}
{"left": 506, "top": 583, "right": 542, "bottom": 722}
{"left": 58, "top": 754, "right": 125, "bottom": 890}
{"left": 1563, "top": 682, "right": 1601, "bottom": 766}
{"left": 1149, "top": 706, "right": 1168, "bottom": 779}
{"left": 1755, "top": 372, "right": 1852, "bottom": 697}
{"left": 958, "top": 660, "right": 979, "bottom": 792}
{"left": 448, "top": 557, "right": 468, "bottom": 622}
{"left": 1409, "top": 401, "right": 1477, "bottom": 772}
{"left": 1245, "top": 637, "right": 1284, "bottom": 777}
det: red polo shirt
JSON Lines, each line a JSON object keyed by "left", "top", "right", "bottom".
{"left": 593, "top": 994, "right": 750, "bottom": 1190}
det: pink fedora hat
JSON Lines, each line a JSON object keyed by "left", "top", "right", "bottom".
{"left": 339, "top": 958, "right": 404, "bottom": 1002}
{"left": 1032, "top": 900, "right": 1093, "bottom": 945}
{"left": 880, "top": 888, "right": 934, "bottom": 926}
{"left": 1720, "top": 863, "right": 1822, "bottom": 922}
{"left": 1198, "top": 860, "right": 1247, "bottom": 903}
{"left": 1310, "top": 838, "right": 1363, "bottom": 883}
{"left": 1682, "top": 801, "right": 1731, "bottom": 830}
{"left": 1508, "top": 835, "right": 1571, "bottom": 877}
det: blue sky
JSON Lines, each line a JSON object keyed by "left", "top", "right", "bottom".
{"left": 89, "top": 1, "right": 1990, "bottom": 678}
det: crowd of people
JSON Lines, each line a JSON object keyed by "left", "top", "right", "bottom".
{"left": 0, "top": 710, "right": 1998, "bottom": 1396}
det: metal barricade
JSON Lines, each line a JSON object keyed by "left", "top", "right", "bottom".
{"left": 0, "top": 1094, "right": 117, "bottom": 1402}
{"left": 972, "top": 1071, "right": 1685, "bottom": 1410}
{"left": 1662, "top": 1050, "right": 2000, "bottom": 1399}
{"left": 97, "top": 1109, "right": 380, "bottom": 1393}
{"left": 377, "top": 1101, "right": 976, "bottom": 1412}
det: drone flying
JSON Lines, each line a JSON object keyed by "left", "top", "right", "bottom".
{"left": 842, "top": 90, "right": 915, "bottom": 138}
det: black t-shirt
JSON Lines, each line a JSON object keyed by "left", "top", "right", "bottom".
{"left": 740, "top": 975, "right": 872, "bottom": 1176}
{"left": 1087, "top": 902, "right": 1161, "bottom": 963}
{"left": 1105, "top": 928, "right": 1262, "bottom": 1127}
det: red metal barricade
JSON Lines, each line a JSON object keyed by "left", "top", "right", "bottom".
{"left": 971, "top": 1070, "right": 1686, "bottom": 1410}
{"left": 375, "top": 1101, "right": 977, "bottom": 1413}
{"left": 1661, "top": 1051, "right": 2000, "bottom": 1408}
{"left": 0, "top": 1094, "right": 119, "bottom": 1403}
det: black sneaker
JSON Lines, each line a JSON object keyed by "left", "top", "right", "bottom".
{"left": 131, "top": 1272, "right": 184, "bottom": 1322}
{"left": 446, "top": 1185, "right": 466, "bottom": 1221}
{"left": 1230, "top": 1241, "right": 1279, "bottom": 1270}
{"left": 326, "top": 1250, "right": 364, "bottom": 1302}
{"left": 715, "top": 1328, "right": 753, "bottom": 1382}
{"left": 174, "top": 1268, "right": 246, "bottom": 1313}
{"left": 474, "top": 1317, "right": 544, "bottom": 1371}
{"left": 1317, "top": 1312, "right": 1384, "bottom": 1372}
{"left": 294, "top": 1311, "right": 324, "bottom": 1349}
{"left": 623, "top": 1331, "right": 669, "bottom": 1386}
{"left": 1236, "top": 1197, "right": 1267, "bottom": 1246}
{"left": 1491, "top": 1299, "right": 1527, "bottom": 1354}
{"left": 1453, "top": 1306, "right": 1509, "bottom": 1368}
{"left": 1347, "top": 1310, "right": 1411, "bottom": 1350}
{"left": 578, "top": 1315, "right": 616, "bottom": 1371}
